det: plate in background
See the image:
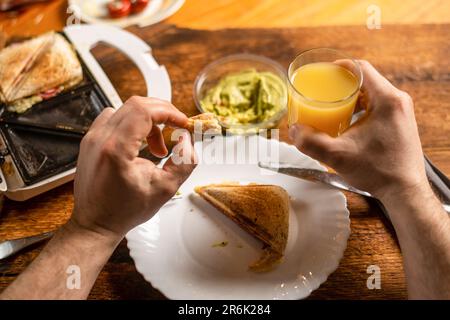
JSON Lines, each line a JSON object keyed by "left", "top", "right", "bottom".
{"left": 68, "top": 0, "right": 184, "bottom": 28}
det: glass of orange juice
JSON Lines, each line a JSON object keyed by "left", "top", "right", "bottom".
{"left": 288, "top": 48, "right": 362, "bottom": 137}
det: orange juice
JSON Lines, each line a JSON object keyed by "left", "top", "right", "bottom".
{"left": 288, "top": 62, "right": 359, "bottom": 137}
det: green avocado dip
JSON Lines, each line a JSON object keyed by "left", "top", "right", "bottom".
{"left": 200, "top": 69, "right": 287, "bottom": 126}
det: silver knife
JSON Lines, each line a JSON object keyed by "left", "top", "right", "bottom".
{"left": 0, "top": 231, "right": 54, "bottom": 260}
{"left": 424, "top": 155, "right": 450, "bottom": 205}
{"left": 258, "top": 161, "right": 450, "bottom": 214}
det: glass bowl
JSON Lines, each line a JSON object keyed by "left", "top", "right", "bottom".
{"left": 193, "top": 54, "right": 288, "bottom": 134}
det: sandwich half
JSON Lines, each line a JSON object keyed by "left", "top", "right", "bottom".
{"left": 195, "top": 183, "right": 290, "bottom": 272}
{"left": 0, "top": 32, "right": 83, "bottom": 113}
{"left": 0, "top": 32, "right": 54, "bottom": 102}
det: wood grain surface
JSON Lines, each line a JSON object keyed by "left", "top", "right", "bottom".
{"left": 2, "top": 0, "right": 450, "bottom": 37}
{"left": 167, "top": 0, "right": 450, "bottom": 29}
{"left": 0, "top": 23, "right": 449, "bottom": 299}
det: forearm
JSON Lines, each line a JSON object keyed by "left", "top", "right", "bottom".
{"left": 382, "top": 183, "right": 450, "bottom": 299}
{"left": 0, "top": 220, "right": 121, "bottom": 300}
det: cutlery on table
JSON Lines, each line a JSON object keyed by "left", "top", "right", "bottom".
{"left": 0, "top": 231, "right": 54, "bottom": 260}
{"left": 0, "top": 194, "right": 185, "bottom": 260}
{"left": 424, "top": 155, "right": 450, "bottom": 205}
{"left": 258, "top": 161, "right": 450, "bottom": 216}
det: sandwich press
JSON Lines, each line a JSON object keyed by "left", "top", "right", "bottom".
{"left": 0, "top": 25, "right": 171, "bottom": 201}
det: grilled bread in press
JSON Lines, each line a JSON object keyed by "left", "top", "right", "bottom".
{"left": 0, "top": 32, "right": 54, "bottom": 102}
{"left": 0, "top": 32, "right": 83, "bottom": 113}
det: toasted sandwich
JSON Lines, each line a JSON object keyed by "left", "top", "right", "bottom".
{"left": 195, "top": 183, "right": 290, "bottom": 272}
{"left": 0, "top": 32, "right": 53, "bottom": 101}
{"left": 0, "top": 32, "right": 83, "bottom": 113}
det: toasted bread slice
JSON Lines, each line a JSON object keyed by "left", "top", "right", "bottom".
{"left": 0, "top": 32, "right": 83, "bottom": 113}
{"left": 185, "top": 113, "right": 222, "bottom": 134}
{"left": 195, "top": 183, "right": 289, "bottom": 272}
{"left": 8, "top": 33, "right": 83, "bottom": 104}
{"left": 0, "top": 32, "right": 55, "bottom": 102}
{"left": 161, "top": 113, "right": 222, "bottom": 151}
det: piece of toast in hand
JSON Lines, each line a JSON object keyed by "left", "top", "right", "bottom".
{"left": 162, "top": 113, "right": 222, "bottom": 151}
{"left": 185, "top": 113, "right": 222, "bottom": 134}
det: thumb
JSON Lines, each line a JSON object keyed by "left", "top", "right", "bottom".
{"left": 289, "top": 124, "right": 347, "bottom": 168}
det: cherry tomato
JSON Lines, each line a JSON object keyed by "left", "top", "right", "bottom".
{"left": 131, "top": 0, "right": 149, "bottom": 14}
{"left": 108, "top": 0, "right": 132, "bottom": 19}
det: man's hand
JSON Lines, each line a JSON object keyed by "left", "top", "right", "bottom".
{"left": 289, "top": 60, "right": 426, "bottom": 201}
{"left": 72, "top": 96, "right": 197, "bottom": 240}
{"left": 289, "top": 60, "right": 450, "bottom": 299}
{"left": 0, "top": 97, "right": 196, "bottom": 299}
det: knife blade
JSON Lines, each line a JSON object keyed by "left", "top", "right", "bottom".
{"left": 259, "top": 161, "right": 372, "bottom": 197}
{"left": 424, "top": 155, "right": 450, "bottom": 205}
{"left": 258, "top": 161, "right": 450, "bottom": 214}
{"left": 0, "top": 231, "right": 54, "bottom": 260}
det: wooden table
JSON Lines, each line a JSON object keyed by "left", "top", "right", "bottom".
{"left": 0, "top": 2, "right": 449, "bottom": 300}
{"left": 1, "top": 0, "right": 450, "bottom": 36}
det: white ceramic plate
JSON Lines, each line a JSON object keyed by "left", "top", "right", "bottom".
{"left": 126, "top": 135, "right": 350, "bottom": 299}
{"left": 68, "top": 0, "right": 185, "bottom": 28}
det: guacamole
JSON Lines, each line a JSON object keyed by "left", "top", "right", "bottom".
{"left": 200, "top": 69, "right": 286, "bottom": 126}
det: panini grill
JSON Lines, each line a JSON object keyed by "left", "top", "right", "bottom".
{"left": 0, "top": 25, "right": 171, "bottom": 200}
